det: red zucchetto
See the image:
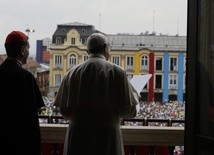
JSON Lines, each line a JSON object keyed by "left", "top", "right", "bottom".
{"left": 5, "top": 31, "right": 28, "bottom": 44}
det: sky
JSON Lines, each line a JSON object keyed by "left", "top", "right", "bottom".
{"left": 0, "top": 0, "right": 187, "bottom": 57}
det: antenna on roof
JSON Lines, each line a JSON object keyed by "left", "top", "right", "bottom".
{"left": 177, "top": 16, "right": 179, "bottom": 36}
{"left": 25, "top": 24, "right": 35, "bottom": 38}
{"left": 152, "top": 10, "right": 155, "bottom": 33}
{"left": 99, "top": 13, "right": 102, "bottom": 31}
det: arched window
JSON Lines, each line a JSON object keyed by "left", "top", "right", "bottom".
{"left": 141, "top": 55, "right": 148, "bottom": 70}
{"left": 69, "top": 54, "right": 76, "bottom": 69}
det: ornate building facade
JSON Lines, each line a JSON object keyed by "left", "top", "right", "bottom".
{"left": 49, "top": 22, "right": 186, "bottom": 103}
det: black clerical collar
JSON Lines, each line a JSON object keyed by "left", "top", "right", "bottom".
{"left": 6, "top": 57, "right": 22, "bottom": 66}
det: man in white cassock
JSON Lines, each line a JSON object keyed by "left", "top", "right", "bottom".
{"left": 54, "top": 33, "right": 139, "bottom": 155}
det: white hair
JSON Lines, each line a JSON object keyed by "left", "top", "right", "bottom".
{"left": 86, "top": 33, "right": 107, "bottom": 53}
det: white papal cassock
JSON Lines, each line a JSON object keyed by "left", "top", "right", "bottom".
{"left": 54, "top": 53, "right": 139, "bottom": 155}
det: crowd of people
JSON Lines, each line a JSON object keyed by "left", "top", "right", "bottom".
{"left": 39, "top": 99, "right": 185, "bottom": 125}
{"left": 127, "top": 100, "right": 185, "bottom": 155}
{"left": 138, "top": 101, "right": 185, "bottom": 120}
{"left": 123, "top": 100, "right": 185, "bottom": 127}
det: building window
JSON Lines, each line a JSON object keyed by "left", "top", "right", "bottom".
{"left": 112, "top": 56, "right": 120, "bottom": 65}
{"left": 54, "top": 55, "right": 62, "bottom": 68}
{"left": 126, "top": 56, "right": 134, "bottom": 70}
{"left": 141, "top": 55, "right": 148, "bottom": 70}
{"left": 170, "top": 57, "right": 178, "bottom": 71}
{"left": 55, "top": 74, "right": 61, "bottom": 87}
{"left": 155, "top": 56, "right": 163, "bottom": 71}
{"left": 56, "top": 37, "right": 61, "bottom": 44}
{"left": 155, "top": 74, "right": 162, "bottom": 89}
{"left": 71, "top": 38, "right": 75, "bottom": 45}
{"left": 83, "top": 55, "right": 89, "bottom": 61}
{"left": 169, "top": 74, "right": 177, "bottom": 89}
{"left": 69, "top": 54, "right": 76, "bottom": 68}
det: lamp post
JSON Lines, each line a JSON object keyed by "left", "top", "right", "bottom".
{"left": 25, "top": 28, "right": 35, "bottom": 38}
{"left": 25, "top": 28, "right": 35, "bottom": 71}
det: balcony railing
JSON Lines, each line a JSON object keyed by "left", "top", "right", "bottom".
{"left": 39, "top": 115, "right": 184, "bottom": 155}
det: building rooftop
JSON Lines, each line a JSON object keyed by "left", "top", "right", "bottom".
{"left": 58, "top": 22, "right": 93, "bottom": 27}
{"left": 37, "top": 63, "right": 50, "bottom": 73}
{"left": 0, "top": 54, "right": 7, "bottom": 64}
{"left": 0, "top": 55, "right": 40, "bottom": 68}
{"left": 22, "top": 58, "right": 40, "bottom": 69}
{"left": 52, "top": 22, "right": 186, "bottom": 51}
{"left": 106, "top": 35, "right": 186, "bottom": 51}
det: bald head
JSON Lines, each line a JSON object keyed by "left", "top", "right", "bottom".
{"left": 86, "top": 33, "right": 108, "bottom": 53}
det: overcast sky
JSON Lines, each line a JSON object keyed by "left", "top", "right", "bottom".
{"left": 0, "top": 0, "right": 187, "bottom": 56}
